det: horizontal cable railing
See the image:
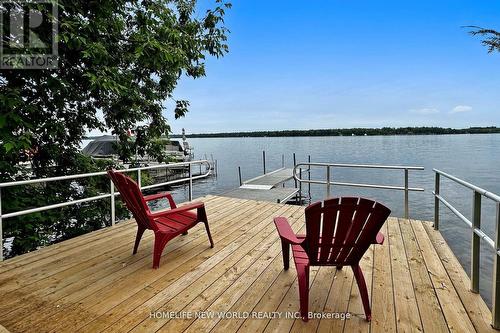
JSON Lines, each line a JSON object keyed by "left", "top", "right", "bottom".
{"left": 293, "top": 162, "right": 425, "bottom": 219}
{"left": 0, "top": 160, "right": 212, "bottom": 261}
{"left": 433, "top": 168, "right": 500, "bottom": 329}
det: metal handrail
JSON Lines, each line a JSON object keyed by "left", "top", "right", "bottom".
{"left": 295, "top": 162, "right": 424, "bottom": 170}
{"left": 0, "top": 160, "right": 211, "bottom": 188}
{"left": 0, "top": 160, "right": 212, "bottom": 261}
{"left": 434, "top": 169, "right": 500, "bottom": 203}
{"left": 433, "top": 168, "right": 500, "bottom": 329}
{"left": 293, "top": 162, "right": 424, "bottom": 219}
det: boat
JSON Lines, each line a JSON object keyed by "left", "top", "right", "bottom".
{"left": 82, "top": 128, "right": 193, "bottom": 163}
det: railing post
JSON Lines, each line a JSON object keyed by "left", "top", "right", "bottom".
{"left": 404, "top": 168, "right": 409, "bottom": 219}
{"left": 293, "top": 153, "right": 297, "bottom": 189}
{"left": 299, "top": 168, "right": 302, "bottom": 204}
{"left": 188, "top": 163, "right": 193, "bottom": 201}
{"left": 0, "top": 188, "right": 3, "bottom": 261}
{"left": 434, "top": 172, "right": 440, "bottom": 230}
{"left": 137, "top": 169, "right": 142, "bottom": 189}
{"left": 326, "top": 166, "right": 331, "bottom": 198}
{"left": 262, "top": 151, "right": 266, "bottom": 175}
{"left": 308, "top": 155, "right": 311, "bottom": 201}
{"left": 282, "top": 154, "right": 285, "bottom": 168}
{"left": 492, "top": 202, "right": 500, "bottom": 329}
{"left": 110, "top": 180, "right": 115, "bottom": 226}
{"left": 471, "top": 190, "right": 481, "bottom": 293}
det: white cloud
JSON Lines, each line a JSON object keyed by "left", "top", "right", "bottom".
{"left": 410, "top": 108, "right": 440, "bottom": 115}
{"left": 450, "top": 105, "right": 472, "bottom": 114}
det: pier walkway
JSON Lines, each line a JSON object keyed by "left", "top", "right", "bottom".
{"left": 222, "top": 168, "right": 299, "bottom": 203}
{"left": 0, "top": 195, "right": 494, "bottom": 332}
{"left": 241, "top": 168, "right": 294, "bottom": 190}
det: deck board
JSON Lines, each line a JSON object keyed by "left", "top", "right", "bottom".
{"left": 369, "top": 223, "right": 397, "bottom": 333}
{"left": 399, "top": 218, "right": 449, "bottom": 333}
{"left": 0, "top": 196, "right": 494, "bottom": 333}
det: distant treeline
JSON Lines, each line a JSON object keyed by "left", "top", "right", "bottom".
{"left": 172, "top": 126, "right": 500, "bottom": 138}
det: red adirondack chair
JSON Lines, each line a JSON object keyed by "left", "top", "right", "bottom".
{"left": 108, "top": 169, "right": 214, "bottom": 269}
{"left": 274, "top": 197, "right": 391, "bottom": 322}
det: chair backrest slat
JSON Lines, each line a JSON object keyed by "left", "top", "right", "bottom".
{"left": 304, "top": 201, "right": 322, "bottom": 260}
{"left": 318, "top": 200, "right": 337, "bottom": 262}
{"left": 304, "top": 197, "right": 390, "bottom": 266}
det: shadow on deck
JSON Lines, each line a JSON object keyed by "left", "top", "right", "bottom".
{"left": 0, "top": 195, "right": 495, "bottom": 332}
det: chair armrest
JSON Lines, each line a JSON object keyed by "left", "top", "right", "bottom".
{"left": 150, "top": 201, "right": 204, "bottom": 217}
{"left": 144, "top": 192, "right": 176, "bottom": 209}
{"left": 373, "top": 232, "right": 384, "bottom": 245}
{"left": 274, "top": 217, "right": 303, "bottom": 245}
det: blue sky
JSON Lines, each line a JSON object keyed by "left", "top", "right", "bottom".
{"left": 167, "top": 0, "right": 500, "bottom": 134}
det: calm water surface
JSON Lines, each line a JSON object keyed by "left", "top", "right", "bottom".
{"left": 169, "top": 134, "right": 500, "bottom": 306}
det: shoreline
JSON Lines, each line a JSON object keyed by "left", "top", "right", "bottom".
{"left": 170, "top": 126, "right": 500, "bottom": 138}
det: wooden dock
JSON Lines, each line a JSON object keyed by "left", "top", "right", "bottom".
{"left": 241, "top": 168, "right": 294, "bottom": 190}
{"left": 0, "top": 195, "right": 495, "bottom": 333}
{"left": 222, "top": 168, "right": 298, "bottom": 203}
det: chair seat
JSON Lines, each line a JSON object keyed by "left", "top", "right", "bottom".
{"left": 154, "top": 211, "right": 198, "bottom": 233}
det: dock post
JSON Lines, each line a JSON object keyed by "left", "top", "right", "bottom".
{"left": 137, "top": 169, "right": 142, "bottom": 189}
{"left": 263, "top": 151, "right": 266, "bottom": 174}
{"left": 238, "top": 167, "right": 242, "bottom": 186}
{"left": 434, "top": 172, "right": 440, "bottom": 230}
{"left": 404, "top": 169, "right": 409, "bottom": 219}
{"left": 188, "top": 163, "right": 193, "bottom": 201}
{"left": 492, "top": 203, "right": 500, "bottom": 329}
{"left": 110, "top": 179, "right": 115, "bottom": 226}
{"left": 282, "top": 154, "right": 285, "bottom": 168}
{"left": 471, "top": 191, "right": 481, "bottom": 293}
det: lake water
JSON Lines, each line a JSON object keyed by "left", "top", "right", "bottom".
{"left": 169, "top": 134, "right": 500, "bottom": 307}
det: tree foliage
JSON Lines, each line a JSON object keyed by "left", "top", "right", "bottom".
{"left": 468, "top": 26, "right": 500, "bottom": 53}
{"left": 1, "top": 0, "right": 230, "bottom": 180}
{"left": 0, "top": 0, "right": 230, "bottom": 257}
{"left": 172, "top": 126, "right": 500, "bottom": 139}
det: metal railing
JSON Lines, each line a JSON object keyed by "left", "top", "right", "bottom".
{"left": 0, "top": 160, "right": 212, "bottom": 261}
{"left": 293, "top": 162, "right": 425, "bottom": 218}
{"left": 433, "top": 168, "right": 500, "bottom": 329}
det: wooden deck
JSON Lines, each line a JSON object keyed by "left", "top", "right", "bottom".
{"left": 221, "top": 187, "right": 298, "bottom": 203}
{"left": 0, "top": 196, "right": 495, "bottom": 333}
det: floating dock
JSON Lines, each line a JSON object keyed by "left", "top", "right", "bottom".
{"left": 240, "top": 168, "right": 294, "bottom": 190}
{"left": 221, "top": 187, "right": 298, "bottom": 203}
{"left": 221, "top": 168, "right": 299, "bottom": 203}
